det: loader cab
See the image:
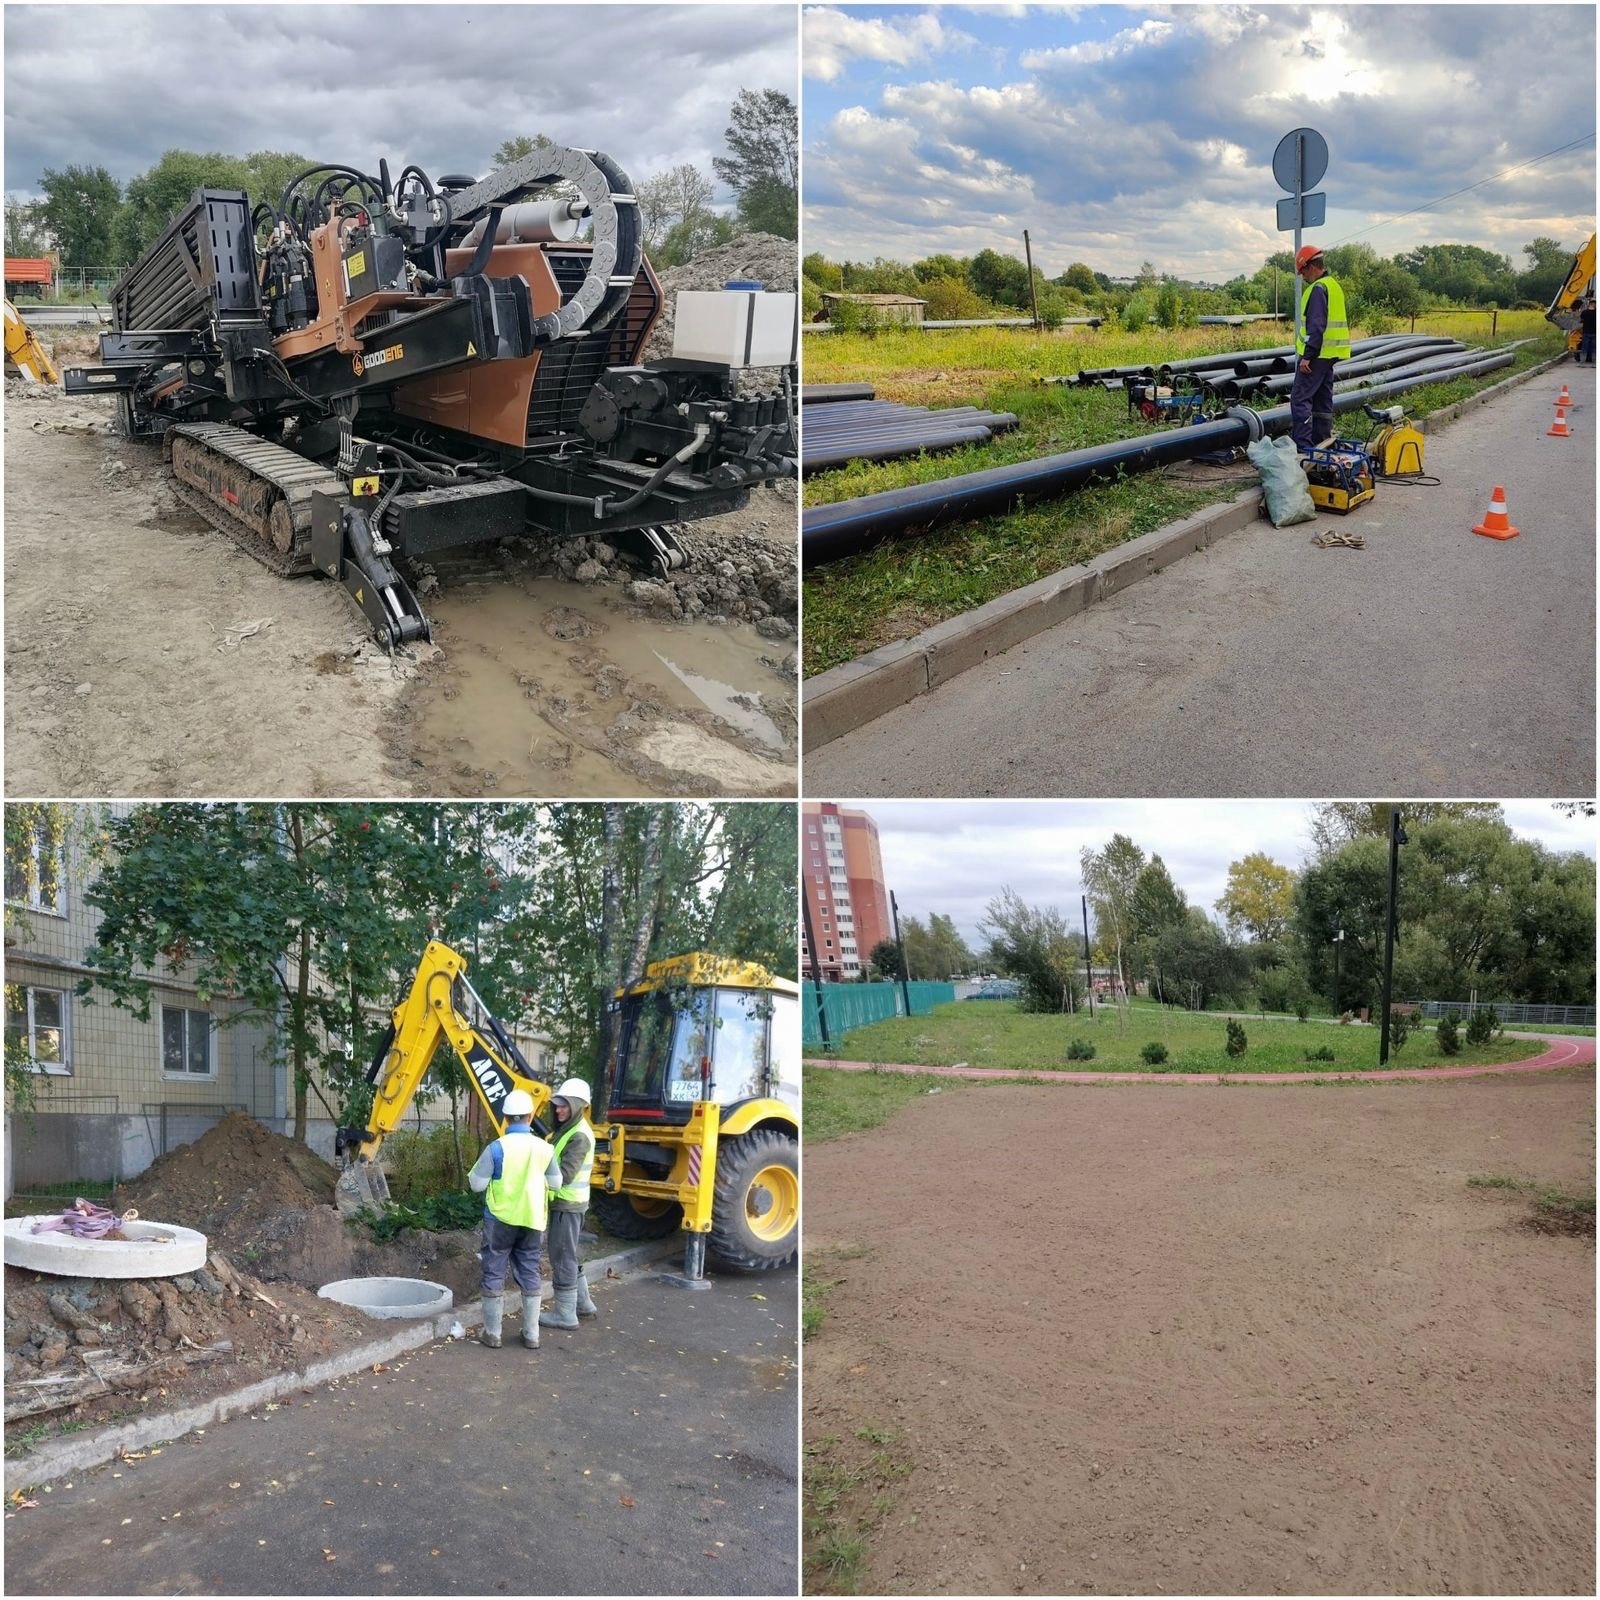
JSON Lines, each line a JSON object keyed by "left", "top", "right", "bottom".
{"left": 606, "top": 954, "right": 799, "bottom": 1123}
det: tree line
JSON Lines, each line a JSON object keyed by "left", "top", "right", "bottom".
{"left": 870, "top": 803, "right": 1594, "bottom": 1017}
{"left": 5, "top": 803, "right": 794, "bottom": 1148}
{"left": 3, "top": 89, "right": 796, "bottom": 282}
{"left": 802, "top": 234, "right": 1580, "bottom": 331}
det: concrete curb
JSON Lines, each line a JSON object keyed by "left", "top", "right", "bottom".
{"left": 801, "top": 352, "right": 1572, "bottom": 751}
{"left": 804, "top": 1033, "right": 1593, "bottom": 1088}
{"left": 5, "top": 1238, "right": 674, "bottom": 1492}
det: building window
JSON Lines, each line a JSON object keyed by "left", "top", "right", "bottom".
{"left": 5, "top": 817, "right": 65, "bottom": 916}
{"left": 5, "top": 984, "right": 70, "bottom": 1074}
{"left": 161, "top": 1005, "right": 214, "bottom": 1078}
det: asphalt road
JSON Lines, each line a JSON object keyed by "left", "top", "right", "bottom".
{"left": 806, "top": 363, "right": 1595, "bottom": 797}
{"left": 5, "top": 1268, "right": 797, "bottom": 1596}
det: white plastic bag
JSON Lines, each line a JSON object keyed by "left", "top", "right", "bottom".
{"left": 1247, "top": 435, "right": 1318, "bottom": 526}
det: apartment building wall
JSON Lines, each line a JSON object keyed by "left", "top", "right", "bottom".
{"left": 801, "top": 803, "right": 892, "bottom": 982}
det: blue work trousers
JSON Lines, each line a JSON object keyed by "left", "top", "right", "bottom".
{"left": 1289, "top": 358, "right": 1337, "bottom": 451}
{"left": 480, "top": 1212, "right": 544, "bottom": 1296}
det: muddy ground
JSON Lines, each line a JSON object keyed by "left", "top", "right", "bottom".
{"left": 804, "top": 1070, "right": 1596, "bottom": 1597}
{"left": 3, "top": 361, "right": 796, "bottom": 798}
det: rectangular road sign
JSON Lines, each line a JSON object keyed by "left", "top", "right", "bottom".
{"left": 1277, "top": 192, "right": 1326, "bottom": 231}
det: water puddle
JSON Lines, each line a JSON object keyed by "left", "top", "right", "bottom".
{"left": 393, "top": 571, "right": 796, "bottom": 797}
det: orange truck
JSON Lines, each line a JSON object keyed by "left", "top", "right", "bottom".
{"left": 5, "top": 258, "right": 54, "bottom": 298}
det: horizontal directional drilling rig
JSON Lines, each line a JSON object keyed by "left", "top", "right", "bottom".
{"left": 65, "top": 143, "right": 798, "bottom": 648}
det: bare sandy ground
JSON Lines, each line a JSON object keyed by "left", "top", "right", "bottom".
{"left": 804, "top": 1070, "right": 1596, "bottom": 1596}
{"left": 3, "top": 377, "right": 796, "bottom": 797}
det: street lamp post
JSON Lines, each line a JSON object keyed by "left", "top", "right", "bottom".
{"left": 1378, "top": 809, "right": 1407, "bottom": 1065}
{"left": 1332, "top": 927, "right": 1345, "bottom": 1018}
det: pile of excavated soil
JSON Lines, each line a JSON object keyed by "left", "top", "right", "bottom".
{"left": 4, "top": 1250, "right": 373, "bottom": 1438}
{"left": 643, "top": 232, "right": 798, "bottom": 364}
{"left": 114, "top": 1112, "right": 483, "bottom": 1300}
{"left": 805, "top": 1070, "right": 1596, "bottom": 1597}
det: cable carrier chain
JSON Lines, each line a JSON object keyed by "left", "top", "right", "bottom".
{"left": 64, "top": 143, "right": 799, "bottom": 649}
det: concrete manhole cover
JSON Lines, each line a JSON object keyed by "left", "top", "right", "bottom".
{"left": 317, "top": 1277, "right": 453, "bottom": 1319}
{"left": 3, "top": 1215, "right": 209, "bottom": 1278}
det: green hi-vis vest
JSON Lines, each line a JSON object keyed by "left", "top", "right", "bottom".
{"left": 486, "top": 1130, "right": 554, "bottom": 1230}
{"left": 1297, "top": 274, "right": 1351, "bottom": 359}
{"left": 552, "top": 1119, "right": 595, "bottom": 1206}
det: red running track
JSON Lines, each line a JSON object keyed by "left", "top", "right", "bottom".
{"left": 807, "top": 1034, "right": 1594, "bottom": 1086}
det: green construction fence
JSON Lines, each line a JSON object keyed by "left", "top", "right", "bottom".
{"left": 802, "top": 980, "right": 956, "bottom": 1048}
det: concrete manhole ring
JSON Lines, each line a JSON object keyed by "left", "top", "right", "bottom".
{"left": 317, "top": 1277, "right": 453, "bottom": 1319}
{"left": 3, "top": 1216, "right": 209, "bottom": 1278}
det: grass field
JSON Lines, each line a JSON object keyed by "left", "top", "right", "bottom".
{"left": 803, "top": 312, "right": 1566, "bottom": 674}
{"left": 819, "top": 998, "right": 1535, "bottom": 1077}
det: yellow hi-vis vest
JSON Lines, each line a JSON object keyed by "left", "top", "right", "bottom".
{"left": 1297, "top": 274, "right": 1351, "bottom": 359}
{"left": 486, "top": 1129, "right": 554, "bottom": 1230}
{"left": 551, "top": 1119, "right": 595, "bottom": 1206}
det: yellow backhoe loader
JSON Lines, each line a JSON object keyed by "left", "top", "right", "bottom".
{"left": 1546, "top": 233, "right": 1595, "bottom": 352}
{"left": 333, "top": 940, "right": 799, "bottom": 1281}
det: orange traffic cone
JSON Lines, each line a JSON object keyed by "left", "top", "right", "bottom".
{"left": 1556, "top": 382, "right": 1574, "bottom": 408}
{"left": 1548, "top": 407, "right": 1571, "bottom": 438}
{"left": 1472, "top": 485, "right": 1520, "bottom": 540}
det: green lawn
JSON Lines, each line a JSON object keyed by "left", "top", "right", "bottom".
{"left": 820, "top": 999, "right": 1535, "bottom": 1077}
{"left": 804, "top": 315, "right": 1565, "bottom": 674}
{"left": 804, "top": 1065, "right": 973, "bottom": 1142}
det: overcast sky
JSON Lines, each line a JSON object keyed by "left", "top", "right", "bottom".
{"left": 802, "top": 4, "right": 1596, "bottom": 279}
{"left": 852, "top": 801, "right": 1597, "bottom": 947}
{"left": 4, "top": 4, "right": 797, "bottom": 202}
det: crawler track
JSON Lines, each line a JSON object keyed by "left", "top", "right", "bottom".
{"left": 168, "top": 421, "right": 344, "bottom": 578}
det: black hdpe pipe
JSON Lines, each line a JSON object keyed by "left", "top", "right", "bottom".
{"left": 804, "top": 427, "right": 998, "bottom": 472}
{"left": 1079, "top": 334, "right": 1456, "bottom": 389}
{"left": 803, "top": 350, "right": 1515, "bottom": 567}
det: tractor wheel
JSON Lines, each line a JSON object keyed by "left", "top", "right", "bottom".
{"left": 708, "top": 1130, "right": 799, "bottom": 1272}
{"left": 591, "top": 1189, "right": 682, "bottom": 1241}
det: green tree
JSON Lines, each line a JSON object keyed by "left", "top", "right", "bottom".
{"left": 969, "top": 248, "right": 1031, "bottom": 308}
{"left": 635, "top": 163, "right": 718, "bottom": 257}
{"left": 1063, "top": 261, "right": 1099, "bottom": 296}
{"left": 902, "top": 912, "right": 974, "bottom": 981}
{"left": 1082, "top": 833, "right": 1147, "bottom": 992}
{"left": 713, "top": 88, "right": 797, "bottom": 239}
{"left": 5, "top": 194, "right": 50, "bottom": 257}
{"left": 1155, "top": 279, "right": 1181, "bottom": 328}
{"left": 1150, "top": 911, "right": 1249, "bottom": 1011}
{"left": 913, "top": 253, "right": 969, "bottom": 284}
{"left": 1518, "top": 236, "right": 1574, "bottom": 306}
{"left": 116, "top": 149, "right": 252, "bottom": 262}
{"left": 37, "top": 164, "right": 122, "bottom": 268}
{"left": 979, "top": 888, "right": 1083, "bottom": 1013}
{"left": 1217, "top": 853, "right": 1297, "bottom": 942}
{"left": 869, "top": 938, "right": 904, "bottom": 981}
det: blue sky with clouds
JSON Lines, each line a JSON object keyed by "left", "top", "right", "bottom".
{"left": 856, "top": 801, "right": 1596, "bottom": 946}
{"left": 802, "top": 4, "right": 1596, "bottom": 280}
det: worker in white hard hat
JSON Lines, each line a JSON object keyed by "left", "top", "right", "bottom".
{"left": 466, "top": 1088, "right": 560, "bottom": 1349}
{"left": 540, "top": 1077, "right": 599, "bottom": 1331}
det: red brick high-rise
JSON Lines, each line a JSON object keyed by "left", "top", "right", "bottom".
{"left": 800, "top": 803, "right": 892, "bottom": 982}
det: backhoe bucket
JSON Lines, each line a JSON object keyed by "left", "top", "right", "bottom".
{"left": 334, "top": 1160, "right": 391, "bottom": 1218}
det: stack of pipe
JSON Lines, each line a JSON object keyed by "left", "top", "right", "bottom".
{"left": 802, "top": 394, "right": 1019, "bottom": 472}
{"left": 1061, "top": 334, "right": 1463, "bottom": 389}
{"left": 803, "top": 343, "right": 1522, "bottom": 566}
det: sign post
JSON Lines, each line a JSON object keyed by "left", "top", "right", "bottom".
{"left": 1272, "top": 127, "right": 1329, "bottom": 349}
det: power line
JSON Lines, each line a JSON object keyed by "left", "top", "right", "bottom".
{"left": 1329, "top": 133, "right": 1596, "bottom": 247}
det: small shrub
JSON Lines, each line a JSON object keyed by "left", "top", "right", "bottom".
{"left": 1140, "top": 1041, "right": 1169, "bottom": 1065}
{"left": 1295, "top": 997, "right": 1310, "bottom": 1023}
{"left": 1303, "top": 1046, "right": 1336, "bottom": 1063}
{"left": 1338, "top": 1011, "right": 1354, "bottom": 1025}
{"left": 1065, "top": 1038, "right": 1097, "bottom": 1062}
{"left": 1436, "top": 1015, "right": 1462, "bottom": 1056}
{"left": 1390, "top": 1009, "right": 1412, "bottom": 1054}
{"left": 1465, "top": 1006, "right": 1497, "bottom": 1046}
{"left": 1224, "top": 1019, "right": 1247, "bottom": 1058}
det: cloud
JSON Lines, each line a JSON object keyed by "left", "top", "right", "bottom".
{"left": 804, "top": 5, "right": 973, "bottom": 82}
{"left": 3, "top": 4, "right": 797, "bottom": 199}
{"left": 801, "top": 3, "right": 1595, "bottom": 277}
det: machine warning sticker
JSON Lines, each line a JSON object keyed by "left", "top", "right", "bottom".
{"left": 346, "top": 249, "right": 367, "bottom": 280}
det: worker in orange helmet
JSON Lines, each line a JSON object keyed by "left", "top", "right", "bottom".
{"left": 1290, "top": 246, "right": 1350, "bottom": 452}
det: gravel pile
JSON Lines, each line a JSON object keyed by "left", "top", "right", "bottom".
{"left": 644, "top": 231, "right": 798, "bottom": 362}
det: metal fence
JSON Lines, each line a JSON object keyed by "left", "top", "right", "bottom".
{"left": 1412, "top": 1000, "right": 1595, "bottom": 1027}
{"left": 802, "top": 980, "right": 957, "bottom": 1047}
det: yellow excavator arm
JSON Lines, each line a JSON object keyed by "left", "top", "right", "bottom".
{"left": 3, "top": 298, "right": 60, "bottom": 385}
{"left": 333, "top": 939, "right": 551, "bottom": 1214}
{"left": 1546, "top": 233, "right": 1596, "bottom": 345}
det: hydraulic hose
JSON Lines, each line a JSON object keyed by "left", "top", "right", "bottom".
{"left": 803, "top": 349, "right": 1518, "bottom": 567}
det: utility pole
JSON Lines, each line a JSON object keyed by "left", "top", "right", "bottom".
{"left": 799, "top": 886, "right": 831, "bottom": 1053}
{"left": 1378, "top": 808, "right": 1406, "bottom": 1064}
{"left": 889, "top": 890, "right": 912, "bottom": 1019}
{"left": 1024, "top": 229, "right": 1041, "bottom": 331}
{"left": 1081, "top": 894, "right": 1094, "bottom": 1017}
{"left": 1332, "top": 927, "right": 1345, "bottom": 1018}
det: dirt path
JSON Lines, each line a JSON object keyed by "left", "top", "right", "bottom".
{"left": 805, "top": 1071, "right": 1595, "bottom": 1596}
{"left": 808, "top": 1033, "right": 1596, "bottom": 1085}
{"left": 4, "top": 375, "right": 796, "bottom": 797}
